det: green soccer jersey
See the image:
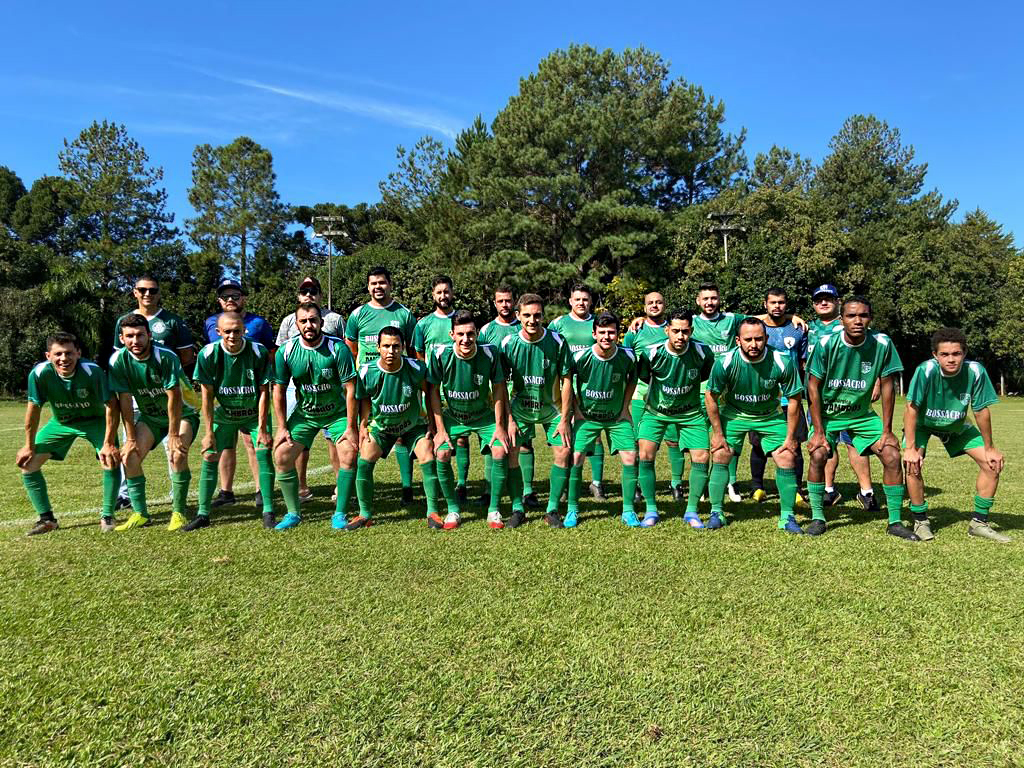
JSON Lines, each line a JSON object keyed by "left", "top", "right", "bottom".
{"left": 549, "top": 313, "right": 594, "bottom": 356}
{"left": 807, "top": 317, "right": 841, "bottom": 354}
{"left": 108, "top": 344, "right": 198, "bottom": 425}
{"left": 571, "top": 345, "right": 637, "bottom": 423}
{"left": 195, "top": 339, "right": 272, "bottom": 424}
{"left": 27, "top": 359, "right": 110, "bottom": 425}
{"left": 357, "top": 357, "right": 427, "bottom": 435}
{"left": 479, "top": 318, "right": 521, "bottom": 348}
{"left": 707, "top": 348, "right": 803, "bottom": 418}
{"left": 413, "top": 311, "right": 455, "bottom": 358}
{"left": 345, "top": 301, "right": 417, "bottom": 367}
{"left": 807, "top": 330, "right": 903, "bottom": 418}
{"left": 907, "top": 358, "right": 998, "bottom": 433}
{"left": 501, "top": 329, "right": 571, "bottom": 423}
{"left": 692, "top": 312, "right": 746, "bottom": 358}
{"left": 637, "top": 340, "right": 714, "bottom": 416}
{"left": 427, "top": 343, "right": 504, "bottom": 424}
{"left": 622, "top": 319, "right": 668, "bottom": 401}
{"left": 274, "top": 335, "right": 356, "bottom": 421}
{"left": 114, "top": 308, "right": 194, "bottom": 352}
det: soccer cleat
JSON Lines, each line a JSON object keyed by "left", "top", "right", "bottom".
{"left": 99, "top": 516, "right": 115, "bottom": 533}
{"left": 589, "top": 481, "right": 606, "bottom": 500}
{"left": 795, "top": 492, "right": 809, "bottom": 510}
{"left": 782, "top": 516, "right": 806, "bottom": 535}
{"left": 857, "top": 492, "right": 880, "bottom": 512}
{"left": 254, "top": 492, "right": 263, "bottom": 509}
{"left": 331, "top": 490, "right": 337, "bottom": 503}
{"left": 274, "top": 512, "right": 301, "bottom": 531}
{"left": 621, "top": 509, "right": 642, "bottom": 527}
{"left": 331, "top": 513, "right": 347, "bottom": 530}
{"left": 211, "top": 490, "right": 236, "bottom": 508}
{"left": 115, "top": 495, "right": 132, "bottom": 511}
{"left": 913, "top": 519, "right": 935, "bottom": 541}
{"left": 707, "top": 513, "right": 726, "bottom": 530}
{"left": 886, "top": 522, "right": 920, "bottom": 541}
{"left": 640, "top": 513, "right": 660, "bottom": 528}
{"left": 506, "top": 510, "right": 527, "bottom": 528}
{"left": 456, "top": 485, "right": 468, "bottom": 504}
{"left": 683, "top": 513, "right": 704, "bottom": 529}
{"left": 298, "top": 488, "right": 314, "bottom": 504}
{"left": 563, "top": 509, "right": 578, "bottom": 528}
{"left": 727, "top": 483, "right": 742, "bottom": 503}
{"left": 523, "top": 492, "right": 541, "bottom": 509}
{"left": 115, "top": 512, "right": 150, "bottom": 531}
{"left": 26, "top": 518, "right": 58, "bottom": 536}
{"left": 443, "top": 511, "right": 461, "bottom": 530}
{"left": 167, "top": 511, "right": 189, "bottom": 532}
{"left": 487, "top": 510, "right": 505, "bottom": 529}
{"left": 402, "top": 487, "right": 415, "bottom": 506}
{"left": 344, "top": 515, "right": 371, "bottom": 531}
{"left": 543, "top": 512, "right": 564, "bottom": 528}
{"left": 182, "top": 515, "right": 211, "bottom": 532}
{"left": 968, "top": 519, "right": 1011, "bottom": 543}
{"left": 751, "top": 488, "right": 767, "bottom": 503}
{"left": 262, "top": 511, "right": 276, "bottom": 529}
{"left": 824, "top": 489, "right": 842, "bottom": 507}
{"left": 427, "top": 512, "right": 445, "bottom": 529}
{"left": 805, "top": 519, "right": 827, "bottom": 536}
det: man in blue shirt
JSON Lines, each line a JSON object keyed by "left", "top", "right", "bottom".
{"left": 203, "top": 278, "right": 277, "bottom": 508}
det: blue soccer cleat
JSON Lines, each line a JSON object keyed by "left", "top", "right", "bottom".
{"left": 683, "top": 513, "right": 704, "bottom": 529}
{"left": 331, "top": 513, "right": 347, "bottom": 530}
{"left": 782, "top": 516, "right": 806, "bottom": 535}
{"left": 563, "top": 509, "right": 578, "bottom": 528}
{"left": 640, "top": 513, "right": 660, "bottom": 528}
{"left": 621, "top": 509, "right": 642, "bottom": 527}
{"left": 274, "top": 512, "right": 301, "bottom": 531}
{"left": 706, "top": 513, "right": 726, "bottom": 530}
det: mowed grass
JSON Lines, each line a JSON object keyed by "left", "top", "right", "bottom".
{"left": 2, "top": 399, "right": 1024, "bottom": 767}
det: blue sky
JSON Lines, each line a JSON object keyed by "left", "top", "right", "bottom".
{"left": 3, "top": 1, "right": 1021, "bottom": 241}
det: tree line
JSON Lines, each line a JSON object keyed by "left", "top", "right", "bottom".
{"left": 0, "top": 44, "right": 1020, "bottom": 394}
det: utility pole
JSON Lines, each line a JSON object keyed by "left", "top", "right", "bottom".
{"left": 707, "top": 212, "right": 746, "bottom": 264}
{"left": 311, "top": 216, "right": 347, "bottom": 311}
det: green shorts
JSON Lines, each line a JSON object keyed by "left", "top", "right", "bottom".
{"left": 368, "top": 422, "right": 431, "bottom": 459}
{"left": 34, "top": 419, "right": 108, "bottom": 461}
{"left": 720, "top": 410, "right": 788, "bottom": 454}
{"left": 438, "top": 413, "right": 499, "bottom": 455}
{"left": 814, "top": 411, "right": 883, "bottom": 456}
{"left": 906, "top": 424, "right": 984, "bottom": 458}
{"left": 138, "top": 412, "right": 201, "bottom": 445}
{"left": 211, "top": 416, "right": 273, "bottom": 454}
{"left": 632, "top": 400, "right": 679, "bottom": 443}
{"left": 637, "top": 409, "right": 709, "bottom": 452}
{"left": 573, "top": 419, "right": 634, "bottom": 455}
{"left": 513, "top": 413, "right": 564, "bottom": 447}
{"left": 288, "top": 411, "right": 351, "bottom": 449}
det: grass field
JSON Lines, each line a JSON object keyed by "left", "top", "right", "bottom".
{"left": 3, "top": 398, "right": 1024, "bottom": 767}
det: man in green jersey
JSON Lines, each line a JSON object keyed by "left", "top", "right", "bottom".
{"left": 550, "top": 284, "right": 608, "bottom": 500}
{"left": 349, "top": 326, "right": 444, "bottom": 529}
{"left": 903, "top": 327, "right": 1007, "bottom": 542}
{"left": 478, "top": 284, "right": 522, "bottom": 505}
{"left": 636, "top": 310, "right": 714, "bottom": 528}
{"left": 272, "top": 302, "right": 358, "bottom": 531}
{"left": 427, "top": 310, "right": 510, "bottom": 529}
{"left": 706, "top": 317, "right": 806, "bottom": 533}
{"left": 501, "top": 293, "right": 573, "bottom": 528}
{"left": 622, "top": 291, "right": 687, "bottom": 502}
{"left": 806, "top": 297, "right": 917, "bottom": 540}
{"left": 17, "top": 333, "right": 121, "bottom": 535}
{"left": 565, "top": 313, "right": 637, "bottom": 528}
{"left": 807, "top": 283, "right": 876, "bottom": 510}
{"left": 108, "top": 314, "right": 199, "bottom": 531}
{"left": 185, "top": 312, "right": 275, "bottom": 531}
{"left": 345, "top": 265, "right": 418, "bottom": 504}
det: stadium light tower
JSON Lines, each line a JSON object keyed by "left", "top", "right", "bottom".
{"left": 707, "top": 212, "right": 746, "bottom": 264}
{"left": 311, "top": 216, "right": 347, "bottom": 311}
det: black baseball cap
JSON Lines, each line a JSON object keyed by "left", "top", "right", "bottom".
{"left": 217, "top": 278, "right": 244, "bottom": 296}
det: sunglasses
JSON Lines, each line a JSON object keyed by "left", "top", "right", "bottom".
{"left": 219, "top": 293, "right": 242, "bottom": 301}
{"left": 299, "top": 288, "right": 319, "bottom": 296}
{"left": 136, "top": 287, "right": 159, "bottom": 295}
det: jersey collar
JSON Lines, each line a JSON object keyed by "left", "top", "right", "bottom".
{"left": 591, "top": 343, "right": 618, "bottom": 361}
{"left": 220, "top": 338, "right": 249, "bottom": 357}
{"left": 739, "top": 348, "right": 767, "bottom": 364}
{"left": 519, "top": 327, "right": 547, "bottom": 344}
{"left": 376, "top": 356, "right": 404, "bottom": 374}
{"left": 298, "top": 334, "right": 326, "bottom": 351}
{"left": 662, "top": 340, "right": 688, "bottom": 357}
{"left": 840, "top": 331, "right": 868, "bottom": 348}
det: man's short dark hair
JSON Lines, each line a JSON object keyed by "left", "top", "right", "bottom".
{"left": 451, "top": 310, "right": 477, "bottom": 330}
{"left": 433, "top": 275, "right": 453, "bottom": 290}
{"left": 669, "top": 309, "right": 694, "bottom": 326}
{"left": 378, "top": 325, "right": 404, "bottom": 345}
{"left": 698, "top": 282, "right": 719, "bottom": 294}
{"left": 518, "top": 293, "right": 543, "bottom": 310}
{"left": 46, "top": 332, "right": 80, "bottom": 350}
{"left": 592, "top": 312, "right": 619, "bottom": 331}
{"left": 842, "top": 296, "right": 872, "bottom": 315}
{"left": 367, "top": 265, "right": 392, "bottom": 284}
{"left": 494, "top": 284, "right": 514, "bottom": 297}
{"left": 120, "top": 313, "right": 150, "bottom": 332}
{"left": 571, "top": 283, "right": 592, "bottom": 298}
{"left": 296, "top": 301, "right": 322, "bottom": 318}
{"left": 931, "top": 327, "right": 968, "bottom": 353}
{"left": 766, "top": 287, "right": 787, "bottom": 301}
{"left": 738, "top": 316, "right": 765, "bottom": 333}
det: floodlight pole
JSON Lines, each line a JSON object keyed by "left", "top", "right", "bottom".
{"left": 707, "top": 212, "right": 746, "bottom": 265}
{"left": 311, "top": 215, "right": 347, "bottom": 311}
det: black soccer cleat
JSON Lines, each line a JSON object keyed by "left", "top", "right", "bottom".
{"left": 824, "top": 489, "right": 842, "bottom": 507}
{"left": 543, "top": 512, "right": 564, "bottom": 528}
{"left": 671, "top": 484, "right": 684, "bottom": 502}
{"left": 401, "top": 486, "right": 415, "bottom": 505}
{"left": 182, "top": 515, "right": 211, "bottom": 532}
{"left": 523, "top": 492, "right": 541, "bottom": 509}
{"left": 589, "top": 482, "right": 607, "bottom": 500}
{"left": 115, "top": 495, "right": 132, "bottom": 511}
{"left": 262, "top": 511, "right": 276, "bottom": 529}
{"left": 456, "top": 485, "right": 468, "bottom": 504}
{"left": 506, "top": 510, "right": 527, "bottom": 529}
{"left": 211, "top": 490, "right": 236, "bottom": 508}
{"left": 805, "top": 519, "right": 827, "bottom": 536}
{"left": 857, "top": 492, "right": 880, "bottom": 512}
{"left": 886, "top": 522, "right": 920, "bottom": 541}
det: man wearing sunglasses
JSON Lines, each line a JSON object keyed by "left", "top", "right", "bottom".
{"left": 275, "top": 276, "right": 344, "bottom": 501}
{"left": 201, "top": 279, "right": 276, "bottom": 510}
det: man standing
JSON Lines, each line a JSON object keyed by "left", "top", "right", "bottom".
{"left": 805, "top": 297, "right": 916, "bottom": 539}
{"left": 902, "top": 328, "right": 1007, "bottom": 542}
{"left": 705, "top": 318, "right": 806, "bottom": 533}
{"left": 345, "top": 266, "right": 418, "bottom": 504}
{"left": 276, "top": 276, "right": 344, "bottom": 502}
{"left": 806, "top": 283, "right": 877, "bottom": 510}
{"left": 550, "top": 284, "right": 607, "bottom": 500}
{"left": 500, "top": 294, "right": 573, "bottom": 528}
{"left": 108, "top": 315, "right": 199, "bottom": 531}
{"left": 479, "top": 284, "right": 522, "bottom": 505}
{"left": 17, "top": 333, "right": 121, "bottom": 535}
{"left": 350, "top": 327, "right": 443, "bottom": 529}
{"left": 635, "top": 310, "right": 714, "bottom": 528}
{"left": 186, "top": 312, "right": 275, "bottom": 530}
{"left": 427, "top": 310, "right": 510, "bottom": 529}
{"left": 565, "top": 313, "right": 638, "bottom": 528}
{"left": 203, "top": 278, "right": 276, "bottom": 510}
{"left": 271, "top": 302, "right": 358, "bottom": 531}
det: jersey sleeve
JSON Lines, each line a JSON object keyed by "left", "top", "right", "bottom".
{"left": 173, "top": 318, "right": 195, "bottom": 350}
{"left": 407, "top": 358, "right": 426, "bottom": 388}
{"left": 706, "top": 357, "right": 727, "bottom": 395}
{"left": 107, "top": 354, "right": 131, "bottom": 394}
{"left": 355, "top": 365, "right": 371, "bottom": 400}
{"left": 333, "top": 342, "right": 356, "bottom": 383}
{"left": 194, "top": 347, "right": 216, "bottom": 388}
{"left": 636, "top": 348, "right": 652, "bottom": 382}
{"left": 345, "top": 308, "right": 359, "bottom": 342}
{"left": 94, "top": 365, "right": 112, "bottom": 404}
{"left": 798, "top": 330, "right": 809, "bottom": 362}
{"left": 113, "top": 316, "right": 125, "bottom": 349}
{"left": 273, "top": 344, "right": 291, "bottom": 386}
{"left": 970, "top": 362, "right": 999, "bottom": 411}
{"left": 254, "top": 344, "right": 272, "bottom": 387}
{"left": 26, "top": 367, "right": 44, "bottom": 406}
{"left": 622, "top": 330, "right": 636, "bottom": 350}
{"left": 555, "top": 336, "right": 571, "bottom": 377}
{"left": 403, "top": 310, "right": 417, "bottom": 348}
{"left": 412, "top": 319, "right": 427, "bottom": 355}
{"left": 487, "top": 346, "right": 505, "bottom": 383}
{"left": 807, "top": 339, "right": 828, "bottom": 381}
{"left": 906, "top": 364, "right": 927, "bottom": 408}
{"left": 160, "top": 351, "right": 183, "bottom": 390}
{"left": 879, "top": 335, "right": 903, "bottom": 377}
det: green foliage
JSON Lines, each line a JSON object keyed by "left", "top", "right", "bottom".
{"left": 0, "top": 166, "right": 26, "bottom": 226}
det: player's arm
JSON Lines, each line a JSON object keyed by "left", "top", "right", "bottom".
{"left": 902, "top": 401, "right": 923, "bottom": 476}
{"left": 118, "top": 392, "right": 139, "bottom": 462}
{"left": 345, "top": 338, "right": 359, "bottom": 361}
{"left": 165, "top": 386, "right": 185, "bottom": 460}
{"left": 358, "top": 397, "right": 371, "bottom": 446}
{"left": 879, "top": 374, "right": 896, "bottom": 443}
{"left": 492, "top": 379, "right": 510, "bottom": 449}
{"left": 272, "top": 382, "right": 290, "bottom": 448}
{"left": 421, "top": 378, "right": 437, "bottom": 437}
{"left": 557, "top": 374, "right": 573, "bottom": 446}
{"left": 781, "top": 393, "right": 802, "bottom": 457}
{"left": 200, "top": 383, "right": 217, "bottom": 457}
{"left": 343, "top": 379, "right": 359, "bottom": 447}
{"left": 806, "top": 374, "right": 828, "bottom": 456}
{"left": 627, "top": 317, "right": 644, "bottom": 332}
{"left": 974, "top": 407, "right": 1004, "bottom": 473}
{"left": 256, "top": 383, "right": 272, "bottom": 449}
{"left": 621, "top": 373, "right": 637, "bottom": 422}
{"left": 790, "top": 313, "right": 807, "bottom": 331}
{"left": 427, "top": 382, "right": 448, "bottom": 450}
{"left": 99, "top": 397, "right": 121, "bottom": 469}
{"left": 15, "top": 402, "right": 43, "bottom": 468}
{"left": 704, "top": 389, "right": 731, "bottom": 458}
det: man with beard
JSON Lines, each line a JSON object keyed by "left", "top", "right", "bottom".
{"left": 345, "top": 266, "right": 418, "bottom": 503}
{"left": 479, "top": 285, "right": 522, "bottom": 506}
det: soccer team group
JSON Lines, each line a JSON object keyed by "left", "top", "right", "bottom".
{"left": 17, "top": 266, "right": 1009, "bottom": 542}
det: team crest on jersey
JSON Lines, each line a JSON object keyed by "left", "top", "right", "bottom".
{"left": 151, "top": 320, "right": 166, "bottom": 335}
{"left": 390, "top": 320, "right": 400, "bottom": 328}
{"left": 474, "top": 374, "right": 484, "bottom": 385}
{"left": 246, "top": 370, "right": 255, "bottom": 380}
{"left": 321, "top": 368, "right": 334, "bottom": 378}
{"left": 861, "top": 362, "right": 872, "bottom": 374}
{"left": 687, "top": 369, "right": 698, "bottom": 380}
{"left": 960, "top": 393, "right": 971, "bottom": 405}
{"left": 77, "top": 388, "right": 88, "bottom": 398}
{"left": 402, "top": 384, "right": 413, "bottom": 397}
{"left": 784, "top": 337, "right": 796, "bottom": 349}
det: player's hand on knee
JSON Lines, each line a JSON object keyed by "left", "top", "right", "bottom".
{"left": 902, "top": 446, "right": 923, "bottom": 476}
{"left": 985, "top": 447, "right": 1005, "bottom": 474}
{"left": 15, "top": 446, "right": 34, "bottom": 469}
{"left": 273, "top": 428, "right": 292, "bottom": 449}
